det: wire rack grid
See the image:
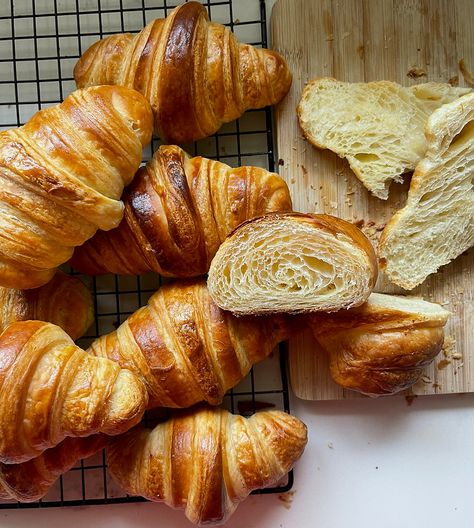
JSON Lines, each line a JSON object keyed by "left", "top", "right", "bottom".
{"left": 0, "top": 0, "right": 292, "bottom": 509}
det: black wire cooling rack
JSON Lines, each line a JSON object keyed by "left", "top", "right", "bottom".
{"left": 0, "top": 0, "right": 292, "bottom": 508}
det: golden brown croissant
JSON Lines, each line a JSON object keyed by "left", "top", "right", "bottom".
{"left": 0, "top": 434, "right": 109, "bottom": 502}
{"left": 73, "top": 2, "right": 292, "bottom": 143}
{"left": 88, "top": 279, "right": 297, "bottom": 409}
{"left": 70, "top": 145, "right": 292, "bottom": 277}
{"left": 107, "top": 406, "right": 307, "bottom": 526}
{"left": 0, "top": 271, "right": 93, "bottom": 340}
{"left": 309, "top": 293, "right": 450, "bottom": 396}
{"left": 0, "top": 321, "right": 147, "bottom": 463}
{"left": 0, "top": 86, "right": 153, "bottom": 290}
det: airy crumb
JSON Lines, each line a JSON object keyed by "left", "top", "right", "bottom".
{"left": 407, "top": 66, "right": 427, "bottom": 78}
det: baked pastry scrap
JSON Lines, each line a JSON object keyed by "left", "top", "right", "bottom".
{"left": 0, "top": 435, "right": 109, "bottom": 502}
{"left": 107, "top": 406, "right": 307, "bottom": 526}
{"left": 0, "top": 270, "right": 93, "bottom": 340}
{"left": 207, "top": 213, "right": 378, "bottom": 315}
{"left": 0, "top": 86, "right": 153, "bottom": 290}
{"left": 297, "top": 77, "right": 470, "bottom": 199}
{"left": 0, "top": 321, "right": 147, "bottom": 464}
{"left": 309, "top": 293, "right": 450, "bottom": 396}
{"left": 70, "top": 145, "right": 292, "bottom": 277}
{"left": 379, "top": 92, "right": 474, "bottom": 289}
{"left": 88, "top": 279, "right": 298, "bottom": 410}
{"left": 73, "top": 1, "right": 292, "bottom": 143}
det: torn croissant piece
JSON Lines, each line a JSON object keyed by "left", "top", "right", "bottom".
{"left": 309, "top": 293, "right": 450, "bottom": 396}
{"left": 207, "top": 213, "right": 378, "bottom": 315}
{"left": 0, "top": 270, "right": 93, "bottom": 340}
{"left": 70, "top": 145, "right": 292, "bottom": 277}
{"left": 88, "top": 279, "right": 298, "bottom": 410}
{"left": 73, "top": 2, "right": 292, "bottom": 143}
{"left": 0, "top": 85, "right": 153, "bottom": 290}
{"left": 107, "top": 406, "right": 307, "bottom": 526}
{"left": 0, "top": 321, "right": 147, "bottom": 463}
{"left": 0, "top": 435, "right": 109, "bottom": 502}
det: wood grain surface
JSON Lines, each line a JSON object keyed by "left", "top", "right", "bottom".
{"left": 271, "top": 0, "right": 473, "bottom": 400}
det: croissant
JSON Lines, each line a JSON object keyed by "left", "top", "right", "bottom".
{"left": 73, "top": 2, "right": 292, "bottom": 143}
{"left": 0, "top": 86, "right": 153, "bottom": 290}
{"left": 0, "top": 434, "right": 108, "bottom": 502}
{"left": 88, "top": 279, "right": 297, "bottom": 409}
{"left": 0, "top": 321, "right": 147, "bottom": 463}
{"left": 70, "top": 145, "right": 292, "bottom": 277}
{"left": 0, "top": 271, "right": 93, "bottom": 340}
{"left": 208, "top": 213, "right": 378, "bottom": 315}
{"left": 107, "top": 406, "right": 307, "bottom": 526}
{"left": 309, "top": 293, "right": 450, "bottom": 396}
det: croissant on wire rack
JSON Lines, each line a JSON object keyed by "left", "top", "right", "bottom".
{"left": 0, "top": 321, "right": 147, "bottom": 463}
{"left": 73, "top": 2, "right": 292, "bottom": 143}
{"left": 88, "top": 279, "right": 298, "bottom": 410}
{"left": 0, "top": 270, "right": 93, "bottom": 340}
{"left": 71, "top": 145, "right": 292, "bottom": 277}
{"left": 309, "top": 293, "right": 450, "bottom": 396}
{"left": 0, "top": 85, "right": 153, "bottom": 290}
{"left": 0, "top": 435, "right": 109, "bottom": 502}
{"left": 107, "top": 406, "right": 307, "bottom": 526}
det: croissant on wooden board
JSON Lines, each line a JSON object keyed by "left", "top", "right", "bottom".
{"left": 70, "top": 145, "right": 292, "bottom": 277}
{"left": 88, "top": 279, "right": 300, "bottom": 410}
{"left": 73, "top": 2, "right": 292, "bottom": 144}
{"left": 308, "top": 293, "right": 450, "bottom": 396}
{"left": 107, "top": 406, "right": 307, "bottom": 526}
{"left": 0, "top": 435, "right": 108, "bottom": 502}
{"left": 0, "top": 270, "right": 93, "bottom": 340}
{"left": 0, "top": 85, "right": 153, "bottom": 290}
{"left": 0, "top": 321, "right": 148, "bottom": 464}
{"left": 208, "top": 212, "right": 378, "bottom": 315}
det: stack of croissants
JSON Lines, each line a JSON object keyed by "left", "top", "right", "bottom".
{"left": 0, "top": 2, "right": 451, "bottom": 526}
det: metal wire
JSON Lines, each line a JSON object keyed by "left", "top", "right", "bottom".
{"left": 0, "top": 0, "right": 291, "bottom": 508}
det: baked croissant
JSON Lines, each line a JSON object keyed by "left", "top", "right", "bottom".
{"left": 0, "top": 86, "right": 153, "bottom": 290}
{"left": 0, "top": 321, "right": 147, "bottom": 463}
{"left": 309, "top": 293, "right": 450, "bottom": 396}
{"left": 0, "top": 271, "right": 93, "bottom": 340}
{"left": 208, "top": 213, "right": 378, "bottom": 315}
{"left": 70, "top": 145, "right": 292, "bottom": 277}
{"left": 107, "top": 406, "right": 307, "bottom": 526}
{"left": 0, "top": 435, "right": 108, "bottom": 502}
{"left": 88, "top": 279, "right": 297, "bottom": 409}
{"left": 73, "top": 2, "right": 292, "bottom": 143}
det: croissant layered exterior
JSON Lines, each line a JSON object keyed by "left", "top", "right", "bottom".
{"left": 0, "top": 86, "right": 153, "bottom": 289}
{"left": 74, "top": 2, "right": 292, "bottom": 143}
{"left": 0, "top": 321, "right": 147, "bottom": 463}
{"left": 88, "top": 280, "right": 296, "bottom": 409}
{"left": 71, "top": 145, "right": 292, "bottom": 277}
{"left": 107, "top": 407, "right": 307, "bottom": 526}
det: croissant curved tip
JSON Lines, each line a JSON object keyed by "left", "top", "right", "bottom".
{"left": 262, "top": 49, "right": 293, "bottom": 104}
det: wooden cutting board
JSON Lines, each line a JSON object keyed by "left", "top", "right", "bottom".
{"left": 271, "top": 0, "right": 474, "bottom": 400}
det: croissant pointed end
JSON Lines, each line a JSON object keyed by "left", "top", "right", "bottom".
{"left": 73, "top": 40, "right": 103, "bottom": 88}
{"left": 262, "top": 49, "right": 292, "bottom": 105}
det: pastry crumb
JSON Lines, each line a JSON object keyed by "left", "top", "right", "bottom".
{"left": 407, "top": 66, "right": 427, "bottom": 78}
{"left": 405, "top": 394, "right": 417, "bottom": 406}
{"left": 442, "top": 336, "right": 457, "bottom": 358}
{"left": 437, "top": 359, "right": 451, "bottom": 370}
{"left": 459, "top": 58, "right": 474, "bottom": 87}
{"left": 278, "top": 490, "right": 296, "bottom": 510}
{"left": 448, "top": 75, "right": 459, "bottom": 86}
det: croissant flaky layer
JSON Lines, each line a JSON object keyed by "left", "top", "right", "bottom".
{"left": 107, "top": 407, "right": 307, "bottom": 526}
{"left": 0, "top": 86, "right": 153, "bottom": 289}
{"left": 88, "top": 279, "right": 297, "bottom": 409}
{"left": 71, "top": 145, "right": 292, "bottom": 277}
{"left": 0, "top": 321, "right": 147, "bottom": 463}
{"left": 309, "top": 293, "right": 450, "bottom": 396}
{"left": 74, "top": 2, "right": 292, "bottom": 143}
{"left": 0, "top": 271, "right": 93, "bottom": 340}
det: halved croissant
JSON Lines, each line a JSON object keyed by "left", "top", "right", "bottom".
{"left": 0, "top": 321, "right": 147, "bottom": 463}
{"left": 309, "top": 293, "right": 450, "bottom": 396}
{"left": 73, "top": 2, "right": 292, "bottom": 143}
{"left": 70, "top": 145, "right": 292, "bottom": 277}
{"left": 0, "top": 270, "right": 93, "bottom": 340}
{"left": 107, "top": 406, "right": 307, "bottom": 526}
{"left": 207, "top": 213, "right": 378, "bottom": 315}
{"left": 0, "top": 86, "right": 153, "bottom": 289}
{"left": 0, "top": 435, "right": 109, "bottom": 502}
{"left": 88, "top": 279, "right": 298, "bottom": 409}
